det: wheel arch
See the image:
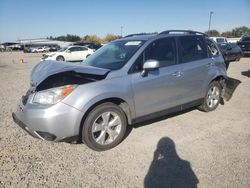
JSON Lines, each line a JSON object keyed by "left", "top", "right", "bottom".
{"left": 209, "top": 75, "right": 226, "bottom": 85}
{"left": 56, "top": 55, "right": 65, "bottom": 61}
{"left": 79, "top": 97, "right": 132, "bottom": 140}
{"left": 208, "top": 75, "right": 241, "bottom": 101}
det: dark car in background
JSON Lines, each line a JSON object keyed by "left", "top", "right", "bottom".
{"left": 210, "top": 37, "right": 242, "bottom": 70}
{"left": 237, "top": 36, "right": 250, "bottom": 56}
{"left": 217, "top": 43, "right": 242, "bottom": 69}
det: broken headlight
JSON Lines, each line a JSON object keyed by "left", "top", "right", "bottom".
{"left": 33, "top": 85, "right": 77, "bottom": 105}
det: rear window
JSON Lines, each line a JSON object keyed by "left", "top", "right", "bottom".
{"left": 216, "top": 38, "right": 226, "bottom": 43}
{"left": 178, "top": 36, "right": 208, "bottom": 63}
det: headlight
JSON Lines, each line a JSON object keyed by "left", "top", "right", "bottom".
{"left": 33, "top": 85, "right": 77, "bottom": 105}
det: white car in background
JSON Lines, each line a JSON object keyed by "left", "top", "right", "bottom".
{"left": 41, "top": 46, "right": 94, "bottom": 62}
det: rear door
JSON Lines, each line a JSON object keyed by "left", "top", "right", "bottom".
{"left": 177, "top": 35, "right": 210, "bottom": 103}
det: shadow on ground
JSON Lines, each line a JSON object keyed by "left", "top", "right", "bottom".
{"left": 241, "top": 70, "right": 250, "bottom": 77}
{"left": 144, "top": 137, "right": 199, "bottom": 188}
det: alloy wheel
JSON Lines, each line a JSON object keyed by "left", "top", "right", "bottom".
{"left": 91, "top": 111, "right": 122, "bottom": 145}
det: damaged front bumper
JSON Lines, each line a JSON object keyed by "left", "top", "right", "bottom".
{"left": 12, "top": 96, "right": 83, "bottom": 142}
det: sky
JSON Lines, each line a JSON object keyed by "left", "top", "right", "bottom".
{"left": 0, "top": 0, "right": 249, "bottom": 42}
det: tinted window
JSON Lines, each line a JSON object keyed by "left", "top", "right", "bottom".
{"left": 216, "top": 38, "right": 227, "bottom": 43}
{"left": 178, "top": 36, "right": 208, "bottom": 63}
{"left": 69, "top": 47, "right": 80, "bottom": 52}
{"left": 79, "top": 47, "right": 87, "bottom": 51}
{"left": 242, "top": 37, "right": 250, "bottom": 42}
{"left": 131, "top": 37, "right": 176, "bottom": 72}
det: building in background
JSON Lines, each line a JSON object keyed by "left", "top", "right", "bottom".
{"left": 0, "top": 38, "right": 73, "bottom": 51}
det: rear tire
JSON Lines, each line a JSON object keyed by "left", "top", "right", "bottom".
{"left": 198, "top": 81, "right": 222, "bottom": 112}
{"left": 82, "top": 102, "right": 127, "bottom": 151}
{"left": 56, "top": 56, "right": 65, "bottom": 61}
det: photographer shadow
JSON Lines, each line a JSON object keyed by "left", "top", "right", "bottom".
{"left": 144, "top": 137, "right": 199, "bottom": 188}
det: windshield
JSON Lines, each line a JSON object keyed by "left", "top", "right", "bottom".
{"left": 57, "top": 47, "right": 67, "bottom": 52}
{"left": 217, "top": 43, "right": 227, "bottom": 50}
{"left": 216, "top": 38, "right": 227, "bottom": 43}
{"left": 82, "top": 40, "right": 145, "bottom": 70}
{"left": 241, "top": 37, "right": 250, "bottom": 42}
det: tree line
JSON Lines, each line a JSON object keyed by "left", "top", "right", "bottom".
{"left": 47, "top": 26, "right": 250, "bottom": 43}
{"left": 47, "top": 34, "right": 120, "bottom": 43}
{"left": 205, "top": 26, "right": 250, "bottom": 37}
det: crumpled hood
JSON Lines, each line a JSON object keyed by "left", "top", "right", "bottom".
{"left": 31, "top": 60, "right": 110, "bottom": 87}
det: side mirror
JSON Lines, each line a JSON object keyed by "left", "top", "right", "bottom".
{"left": 141, "top": 59, "right": 160, "bottom": 77}
{"left": 143, "top": 59, "right": 160, "bottom": 70}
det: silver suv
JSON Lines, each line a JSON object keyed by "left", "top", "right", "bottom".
{"left": 13, "top": 30, "right": 240, "bottom": 151}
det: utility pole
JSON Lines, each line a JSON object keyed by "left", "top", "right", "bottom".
{"left": 208, "top": 11, "right": 214, "bottom": 36}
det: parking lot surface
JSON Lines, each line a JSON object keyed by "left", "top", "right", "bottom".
{"left": 0, "top": 52, "right": 249, "bottom": 188}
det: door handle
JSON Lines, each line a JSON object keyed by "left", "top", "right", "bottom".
{"left": 172, "top": 71, "right": 183, "bottom": 77}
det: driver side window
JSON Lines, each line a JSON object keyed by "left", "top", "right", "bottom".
{"left": 69, "top": 47, "right": 79, "bottom": 52}
{"left": 130, "top": 37, "right": 176, "bottom": 73}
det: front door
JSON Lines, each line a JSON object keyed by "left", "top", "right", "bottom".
{"left": 130, "top": 37, "right": 184, "bottom": 118}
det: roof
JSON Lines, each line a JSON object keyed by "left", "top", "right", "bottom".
{"left": 119, "top": 34, "right": 157, "bottom": 41}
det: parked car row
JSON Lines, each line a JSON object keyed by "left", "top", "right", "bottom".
{"left": 24, "top": 46, "right": 60, "bottom": 53}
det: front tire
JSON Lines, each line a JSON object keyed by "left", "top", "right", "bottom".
{"left": 56, "top": 56, "right": 65, "bottom": 61}
{"left": 82, "top": 102, "right": 127, "bottom": 151}
{"left": 198, "top": 81, "right": 222, "bottom": 112}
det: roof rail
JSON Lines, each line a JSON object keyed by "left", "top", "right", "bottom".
{"left": 123, "top": 33, "right": 157, "bottom": 38}
{"left": 159, "top": 30, "right": 208, "bottom": 36}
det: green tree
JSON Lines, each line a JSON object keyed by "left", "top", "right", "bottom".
{"left": 205, "top": 30, "right": 220, "bottom": 37}
{"left": 231, "top": 26, "right": 250, "bottom": 37}
{"left": 82, "top": 35, "right": 103, "bottom": 44}
{"left": 103, "top": 34, "right": 120, "bottom": 43}
{"left": 50, "top": 34, "right": 81, "bottom": 42}
{"left": 221, "top": 31, "right": 234, "bottom": 38}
